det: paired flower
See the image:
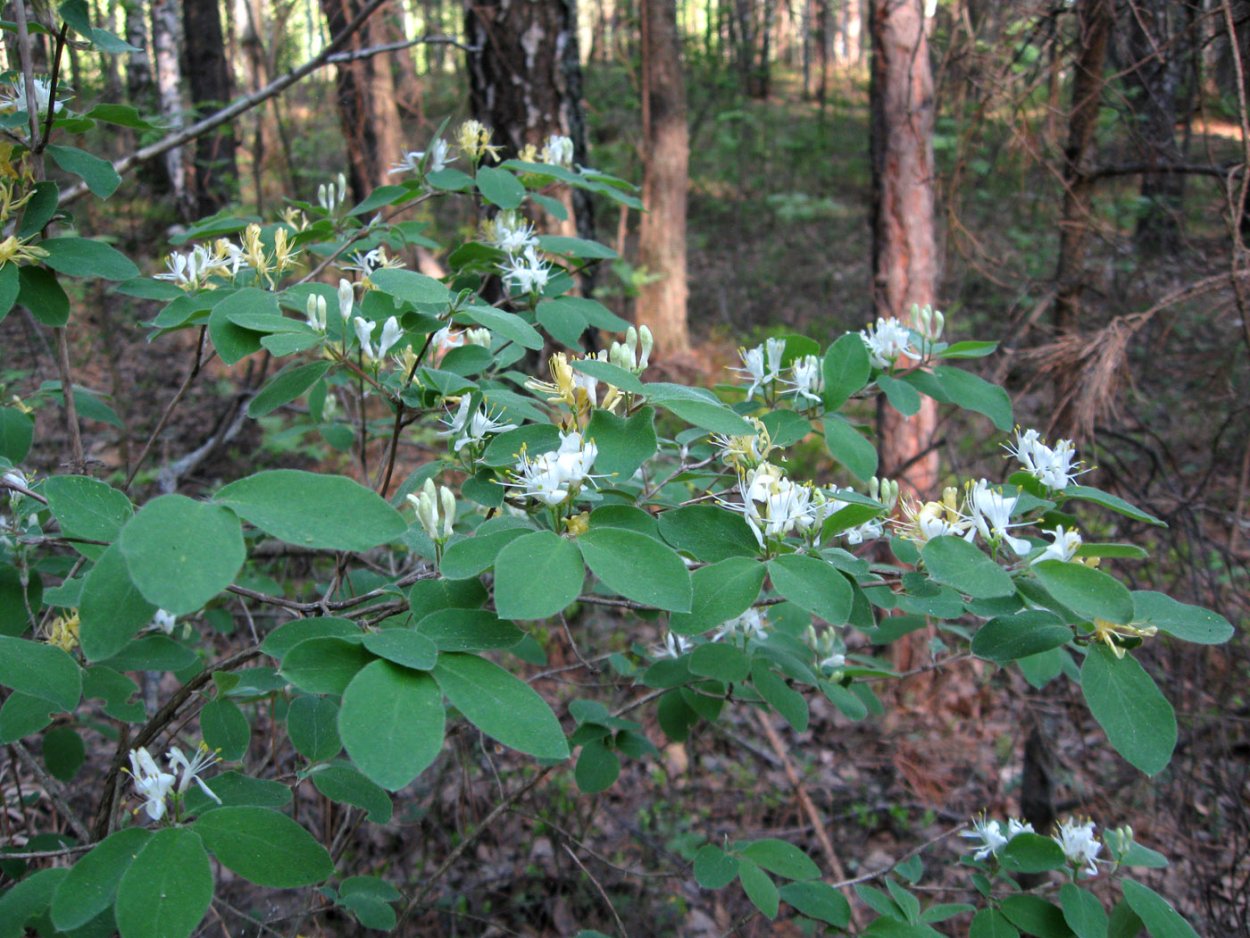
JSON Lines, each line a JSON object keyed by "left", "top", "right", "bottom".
{"left": 1005, "top": 428, "right": 1085, "bottom": 491}
{"left": 501, "top": 245, "right": 551, "bottom": 296}
{"left": 526, "top": 352, "right": 620, "bottom": 417}
{"left": 390, "top": 138, "right": 453, "bottom": 176}
{"left": 960, "top": 815, "right": 1035, "bottom": 862}
{"left": 962, "top": 814, "right": 1105, "bottom": 878}
{"left": 782, "top": 354, "right": 824, "bottom": 406}
{"left": 0, "top": 76, "right": 65, "bottom": 117}
{"left": 407, "top": 478, "right": 456, "bottom": 542}
{"left": 897, "top": 487, "right": 969, "bottom": 545}
{"left": 732, "top": 337, "right": 786, "bottom": 401}
{"left": 486, "top": 211, "right": 539, "bottom": 255}
{"left": 712, "top": 608, "right": 768, "bottom": 644}
{"left": 151, "top": 609, "right": 177, "bottom": 635}
{"left": 652, "top": 631, "right": 692, "bottom": 659}
{"left": 541, "top": 134, "right": 575, "bottom": 168}
{"left": 155, "top": 244, "right": 235, "bottom": 291}
{"left": 352, "top": 315, "right": 402, "bottom": 363}
{"left": 128, "top": 743, "right": 221, "bottom": 822}
{"left": 438, "top": 397, "right": 516, "bottom": 453}
{"left": 859, "top": 316, "right": 920, "bottom": 370}
{"left": 964, "top": 479, "right": 1031, "bottom": 556}
{"left": 507, "top": 431, "right": 599, "bottom": 507}
{"left": 1054, "top": 818, "right": 1101, "bottom": 877}
{"left": 457, "top": 119, "right": 503, "bottom": 164}
{"left": 317, "top": 173, "right": 348, "bottom": 214}
{"left": 1033, "top": 526, "right": 1082, "bottom": 564}
{"left": 737, "top": 463, "right": 816, "bottom": 547}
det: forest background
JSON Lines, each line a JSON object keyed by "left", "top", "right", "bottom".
{"left": 1, "top": 0, "right": 1249, "bottom": 934}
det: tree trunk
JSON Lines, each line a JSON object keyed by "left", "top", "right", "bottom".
{"left": 320, "top": 0, "right": 403, "bottom": 200}
{"left": 637, "top": 0, "right": 691, "bottom": 360}
{"left": 1052, "top": 0, "right": 1111, "bottom": 432}
{"left": 125, "top": 0, "right": 154, "bottom": 108}
{"left": 183, "top": 0, "right": 239, "bottom": 216}
{"left": 869, "top": 0, "right": 938, "bottom": 498}
{"left": 386, "top": 1, "right": 425, "bottom": 120}
{"left": 151, "top": 0, "right": 189, "bottom": 212}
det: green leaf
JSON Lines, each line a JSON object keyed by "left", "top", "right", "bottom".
{"left": 0, "top": 636, "right": 81, "bottom": 711}
{"left": 737, "top": 856, "right": 780, "bottom": 919}
{"left": 694, "top": 845, "right": 738, "bottom": 889}
{"left": 0, "top": 692, "right": 54, "bottom": 743}
{"left": 972, "top": 612, "right": 1072, "bottom": 664}
{"left": 50, "top": 827, "right": 151, "bottom": 931}
{"left": 574, "top": 739, "right": 620, "bottom": 793}
{"left": 0, "top": 258, "right": 18, "bottom": 321}
{"left": 247, "top": 361, "right": 332, "bottom": 418}
{"left": 200, "top": 698, "right": 250, "bottom": 761}
{"left": 348, "top": 183, "right": 410, "bottom": 215}
{"left": 47, "top": 144, "right": 122, "bottom": 199}
{"left": 768, "top": 554, "right": 853, "bottom": 624}
{"left": 577, "top": 528, "right": 693, "bottom": 612}
{"left": 416, "top": 608, "right": 523, "bottom": 651}
{"left": 1034, "top": 561, "right": 1133, "bottom": 624}
{"left": 215, "top": 470, "right": 405, "bottom": 551}
{"left": 752, "top": 662, "right": 809, "bottom": 731}
{"left": 339, "top": 660, "right": 444, "bottom": 790}
{"left": 115, "top": 828, "right": 213, "bottom": 938}
{"left": 940, "top": 340, "right": 999, "bottom": 359}
{"left": 370, "top": 267, "right": 452, "bottom": 306}
{"left": 193, "top": 806, "right": 333, "bottom": 887}
{"left": 476, "top": 165, "right": 526, "bottom": 209}
{"left": 1062, "top": 486, "right": 1164, "bottom": 527}
{"left": 43, "top": 474, "right": 132, "bottom": 552}
{"left": 433, "top": 653, "right": 569, "bottom": 759}
{"left": 689, "top": 642, "right": 750, "bottom": 682}
{"left": 569, "top": 358, "right": 646, "bottom": 394}
{"left": 287, "top": 695, "right": 343, "bottom": 761}
{"left": 585, "top": 405, "right": 657, "bottom": 480}
{"left": 1131, "top": 591, "right": 1234, "bottom": 645}
{"left": 933, "top": 366, "right": 1013, "bottom": 430}
{"left": 281, "top": 637, "right": 373, "bottom": 695}
{"left": 656, "top": 504, "right": 760, "bottom": 562}
{"left": 971, "top": 909, "right": 1021, "bottom": 938}
{"left": 0, "top": 868, "right": 68, "bottom": 938}
{"left": 82, "top": 103, "right": 159, "bottom": 130}
{"left": 877, "top": 373, "right": 921, "bottom": 415}
{"left": 1060, "top": 884, "right": 1108, "bottom": 938}
{"left": 208, "top": 292, "right": 264, "bottom": 364}
{"left": 536, "top": 298, "right": 587, "bottom": 347}
{"left": 1107, "top": 901, "right": 1144, "bottom": 938}
{"left": 922, "top": 536, "right": 1015, "bottom": 599}
{"left": 262, "top": 616, "right": 359, "bottom": 660}
{"left": 538, "top": 295, "right": 630, "bottom": 331}
{"left": 493, "top": 531, "right": 585, "bottom": 620}
{"left": 1120, "top": 881, "right": 1198, "bottom": 938}
{"left": 41, "top": 236, "right": 138, "bottom": 280}
{"left": 362, "top": 630, "right": 438, "bottom": 670}
{"left": 1000, "top": 833, "right": 1067, "bottom": 873}
{"left": 77, "top": 543, "right": 157, "bottom": 660}
{"left": 670, "top": 557, "right": 765, "bottom": 635}
{"left": 741, "top": 839, "right": 821, "bottom": 881}
{"left": 17, "top": 182, "right": 58, "bottom": 239}
{"left": 458, "top": 304, "right": 543, "bottom": 349}
{"left": 999, "top": 895, "right": 1075, "bottom": 938}
{"left": 823, "top": 414, "right": 878, "bottom": 481}
{"left": 18, "top": 265, "right": 69, "bottom": 325}
{"left": 118, "top": 494, "right": 245, "bottom": 614}
{"left": 780, "top": 882, "right": 851, "bottom": 927}
{"left": 537, "top": 234, "right": 618, "bottom": 259}
{"left": 823, "top": 333, "right": 872, "bottom": 410}
{"left": 42, "top": 725, "right": 84, "bottom": 781}
{"left": 0, "top": 564, "right": 39, "bottom": 637}
{"left": 1081, "top": 646, "right": 1176, "bottom": 776}
{"left": 0, "top": 407, "right": 33, "bottom": 461}
{"left": 309, "top": 761, "right": 393, "bottom": 822}
{"left": 647, "top": 385, "right": 754, "bottom": 436}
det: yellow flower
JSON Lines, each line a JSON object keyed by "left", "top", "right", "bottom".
{"left": 1090, "top": 619, "right": 1158, "bottom": 659}
{"left": 0, "top": 234, "right": 47, "bottom": 268}
{"left": 564, "top": 512, "right": 590, "bottom": 537}
{"left": 46, "top": 610, "right": 80, "bottom": 653}
{"left": 457, "top": 120, "right": 503, "bottom": 164}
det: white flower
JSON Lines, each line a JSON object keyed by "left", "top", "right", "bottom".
{"left": 541, "top": 134, "right": 575, "bottom": 168}
{"left": 733, "top": 345, "right": 768, "bottom": 400}
{"left": 1005, "top": 428, "right": 1084, "bottom": 491}
{"left": 353, "top": 316, "right": 402, "bottom": 362}
{"left": 406, "top": 478, "right": 456, "bottom": 541}
{"left": 337, "top": 279, "right": 355, "bottom": 321}
{"left": 438, "top": 398, "right": 516, "bottom": 453}
{"left": 154, "top": 245, "right": 230, "bottom": 290}
{"left": 783, "top": 354, "right": 824, "bottom": 406}
{"left": 961, "top": 816, "right": 1009, "bottom": 862}
{"left": 652, "top": 632, "right": 692, "bottom": 659}
{"left": 305, "top": 294, "right": 328, "bottom": 332}
{"left": 317, "top": 173, "right": 348, "bottom": 213}
{"left": 128, "top": 747, "right": 176, "bottom": 821}
{"left": 342, "top": 246, "right": 403, "bottom": 276}
{"left": 610, "top": 325, "right": 655, "bottom": 373}
{"left": 151, "top": 609, "right": 177, "bottom": 635}
{"left": 737, "top": 463, "right": 815, "bottom": 546}
{"left": 964, "top": 480, "right": 1031, "bottom": 556}
{"left": 465, "top": 327, "right": 491, "bottom": 348}
{"left": 507, "top": 431, "right": 598, "bottom": 506}
{"left": 1054, "top": 818, "right": 1101, "bottom": 877}
{"left": 1007, "top": 818, "right": 1035, "bottom": 839}
{"left": 1033, "top": 526, "right": 1082, "bottom": 564}
{"left": 501, "top": 245, "right": 551, "bottom": 295}
{"left": 167, "top": 743, "right": 222, "bottom": 805}
{"left": 859, "top": 317, "right": 920, "bottom": 369}
{"left": 0, "top": 76, "right": 64, "bottom": 116}
{"left": 819, "top": 652, "right": 846, "bottom": 672}
{"left": 488, "top": 211, "right": 539, "bottom": 254}
{"left": 713, "top": 608, "right": 768, "bottom": 644}
{"left": 390, "top": 138, "right": 453, "bottom": 175}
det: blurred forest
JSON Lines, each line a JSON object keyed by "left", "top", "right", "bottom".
{"left": 3, "top": 0, "right": 1250, "bottom": 933}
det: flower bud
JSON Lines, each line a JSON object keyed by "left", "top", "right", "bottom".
{"left": 337, "top": 279, "right": 354, "bottom": 321}
{"left": 638, "top": 325, "right": 654, "bottom": 369}
{"left": 439, "top": 486, "right": 456, "bottom": 539}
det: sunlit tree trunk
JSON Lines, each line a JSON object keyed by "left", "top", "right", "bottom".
{"left": 637, "top": 0, "right": 690, "bottom": 359}
{"left": 184, "top": 0, "right": 239, "bottom": 215}
{"left": 870, "top": 0, "right": 938, "bottom": 498}
{"left": 151, "top": 0, "right": 189, "bottom": 212}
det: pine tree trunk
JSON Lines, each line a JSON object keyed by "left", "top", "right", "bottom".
{"left": 125, "top": 0, "right": 155, "bottom": 113}
{"left": 870, "top": 0, "right": 938, "bottom": 498}
{"left": 183, "top": 0, "right": 239, "bottom": 215}
{"left": 637, "top": 0, "right": 691, "bottom": 360}
{"left": 151, "top": 0, "right": 189, "bottom": 211}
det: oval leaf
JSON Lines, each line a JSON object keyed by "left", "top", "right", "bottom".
{"left": 115, "top": 828, "right": 213, "bottom": 938}
{"left": 922, "top": 536, "right": 1015, "bottom": 599}
{"left": 577, "top": 528, "right": 692, "bottom": 612}
{"left": 193, "top": 806, "right": 333, "bottom": 887}
{"left": 339, "top": 660, "right": 445, "bottom": 790}
{"left": 1080, "top": 646, "right": 1176, "bottom": 776}
{"left": 50, "top": 827, "right": 151, "bottom": 931}
{"left": 768, "top": 554, "right": 852, "bottom": 624}
{"left": 493, "top": 531, "right": 585, "bottom": 620}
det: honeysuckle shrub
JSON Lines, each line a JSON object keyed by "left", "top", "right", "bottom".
{"left": 0, "top": 12, "right": 1234, "bottom": 937}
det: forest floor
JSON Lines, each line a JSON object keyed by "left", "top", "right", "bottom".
{"left": 2, "top": 67, "right": 1248, "bottom": 936}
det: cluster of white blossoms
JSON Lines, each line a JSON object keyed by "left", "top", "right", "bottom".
{"left": 389, "top": 137, "right": 454, "bottom": 176}
{"left": 732, "top": 337, "right": 785, "bottom": 401}
{"left": 352, "top": 315, "right": 402, "bottom": 364}
{"left": 128, "top": 743, "right": 222, "bottom": 822}
{"left": 507, "top": 430, "right": 599, "bottom": 507}
{"left": 526, "top": 351, "right": 623, "bottom": 418}
{"left": 407, "top": 479, "right": 456, "bottom": 543}
{"left": 342, "top": 245, "right": 404, "bottom": 278}
{"left": 317, "top": 173, "right": 349, "bottom": 214}
{"left": 962, "top": 815, "right": 1107, "bottom": 879}
{"left": 738, "top": 463, "right": 816, "bottom": 546}
{"left": 438, "top": 396, "right": 516, "bottom": 454}
{"left": 1005, "top": 427, "right": 1085, "bottom": 491}
{"left": 732, "top": 338, "right": 825, "bottom": 406}
{"left": 608, "top": 325, "right": 654, "bottom": 373}
{"left": 0, "top": 76, "right": 64, "bottom": 116}
{"left": 486, "top": 211, "right": 551, "bottom": 296}
{"left": 857, "top": 304, "right": 944, "bottom": 370}
{"left": 156, "top": 224, "right": 299, "bottom": 291}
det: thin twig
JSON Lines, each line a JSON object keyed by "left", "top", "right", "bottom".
{"left": 325, "top": 33, "right": 478, "bottom": 61}
{"left": 9, "top": 740, "right": 92, "bottom": 843}
{"left": 561, "top": 841, "right": 629, "bottom": 938}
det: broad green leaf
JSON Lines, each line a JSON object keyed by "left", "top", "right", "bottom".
{"left": 877, "top": 373, "right": 921, "bottom": 415}
{"left": 670, "top": 557, "right": 765, "bottom": 635}
{"left": 0, "top": 407, "right": 33, "bottom": 461}
{"left": 115, "top": 828, "right": 212, "bottom": 938}
{"left": 578, "top": 527, "right": 692, "bottom": 612}
{"left": 971, "top": 909, "right": 1021, "bottom": 938}
{"left": 0, "top": 692, "right": 54, "bottom": 743}
{"left": 476, "top": 165, "right": 526, "bottom": 209}
{"left": 538, "top": 295, "right": 630, "bottom": 331}
{"left": 741, "top": 839, "right": 821, "bottom": 881}
{"left": 693, "top": 845, "right": 738, "bottom": 889}
{"left": 1132, "top": 591, "right": 1234, "bottom": 645}
{"left": 18, "top": 265, "right": 69, "bottom": 325}
{"left": 760, "top": 409, "right": 812, "bottom": 447}
{"left": 247, "top": 361, "right": 332, "bottom": 417}
{"left": 0, "top": 564, "right": 40, "bottom": 636}
{"left": 0, "top": 636, "right": 81, "bottom": 711}
{"left": 215, "top": 470, "right": 406, "bottom": 551}
{"left": 78, "top": 543, "right": 156, "bottom": 660}
{"left": 574, "top": 739, "right": 620, "bottom": 793}
{"left": 0, "top": 256, "right": 15, "bottom": 321}
{"left": 370, "top": 267, "right": 452, "bottom": 306}
{"left": 433, "top": 653, "right": 569, "bottom": 759}
{"left": 536, "top": 298, "right": 587, "bottom": 347}
{"left": 348, "top": 184, "right": 410, "bottom": 215}
{"left": 458, "top": 304, "right": 543, "bottom": 349}
{"left": 822, "top": 333, "right": 872, "bottom": 410}
{"left": 737, "top": 856, "right": 780, "bottom": 919}
{"left": 41, "top": 726, "right": 84, "bottom": 781}
{"left": 589, "top": 505, "right": 660, "bottom": 537}
{"left": 823, "top": 414, "right": 877, "bottom": 481}
{"left": 0, "top": 868, "right": 68, "bottom": 938}
{"left": 1060, "top": 884, "right": 1108, "bottom": 938}
{"left": 50, "top": 827, "right": 151, "bottom": 930}
{"left": 1081, "top": 646, "right": 1176, "bottom": 776}
{"left": 288, "top": 695, "right": 343, "bottom": 761}
{"left": 1107, "top": 901, "right": 1145, "bottom": 938}
{"left": 309, "top": 761, "right": 393, "bottom": 822}
{"left": 362, "top": 630, "right": 438, "bottom": 670}
{"left": 200, "top": 698, "right": 250, "bottom": 761}
{"left": 18, "top": 183, "right": 58, "bottom": 240}
{"left": 538, "top": 234, "right": 618, "bottom": 259}
{"left": 339, "top": 660, "right": 444, "bottom": 790}
{"left": 648, "top": 388, "right": 754, "bottom": 436}
{"left": 208, "top": 291, "right": 264, "bottom": 364}
{"left": 415, "top": 608, "right": 523, "bottom": 651}
{"left": 262, "top": 616, "right": 359, "bottom": 660}
{"left": 768, "top": 554, "right": 853, "bottom": 623}
{"left": 999, "top": 895, "right": 1075, "bottom": 938}
{"left": 933, "top": 365, "right": 1013, "bottom": 430}
{"left": 1063, "top": 485, "right": 1164, "bottom": 527}
{"left": 193, "top": 806, "right": 333, "bottom": 887}
{"left": 780, "top": 882, "right": 851, "bottom": 926}
{"left": 439, "top": 528, "right": 532, "bottom": 579}
{"left": 43, "top": 475, "right": 132, "bottom": 553}
{"left": 1034, "top": 561, "right": 1134, "bottom": 624}
{"left": 922, "top": 536, "right": 1015, "bottom": 599}
{"left": 972, "top": 612, "right": 1072, "bottom": 664}
{"left": 1000, "top": 833, "right": 1067, "bottom": 873}
{"left": 281, "top": 637, "right": 372, "bottom": 695}
{"left": 1120, "top": 881, "right": 1198, "bottom": 938}
{"left": 118, "top": 495, "right": 244, "bottom": 614}
{"left": 656, "top": 504, "right": 760, "bottom": 562}
{"left": 585, "top": 406, "right": 657, "bottom": 480}
{"left": 48, "top": 144, "right": 122, "bottom": 198}
{"left": 99, "top": 634, "right": 198, "bottom": 673}
{"left": 752, "top": 662, "right": 809, "bottom": 731}
{"left": 493, "top": 531, "right": 585, "bottom": 620}
{"left": 570, "top": 358, "right": 646, "bottom": 394}
{"left": 41, "top": 236, "right": 138, "bottom": 280}
{"left": 689, "top": 642, "right": 750, "bottom": 682}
